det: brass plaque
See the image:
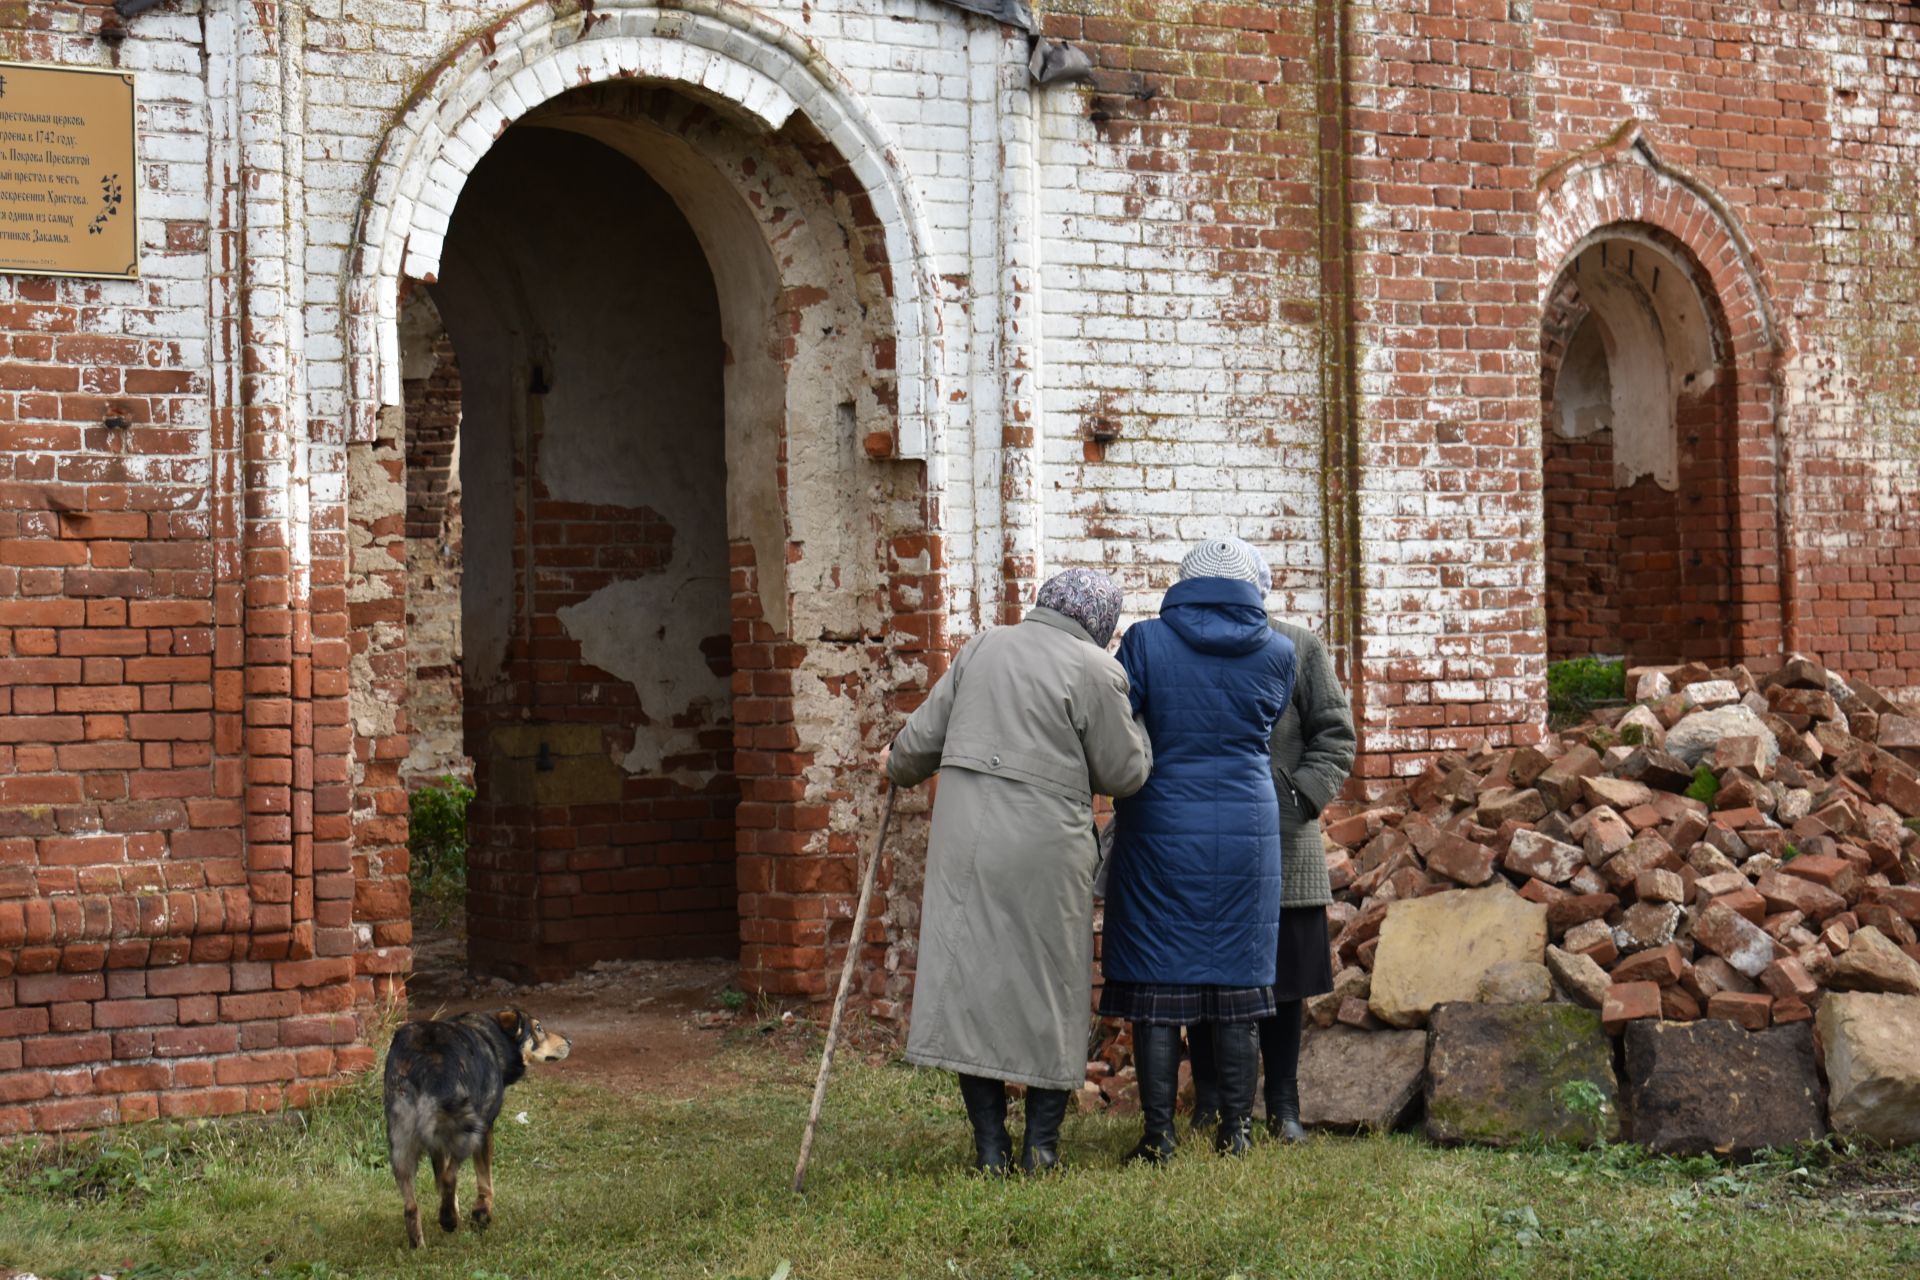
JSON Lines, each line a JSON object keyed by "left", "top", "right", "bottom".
{"left": 0, "top": 61, "right": 137, "bottom": 280}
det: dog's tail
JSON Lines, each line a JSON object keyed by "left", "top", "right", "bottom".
{"left": 386, "top": 1079, "right": 428, "bottom": 1182}
{"left": 389, "top": 1078, "right": 487, "bottom": 1160}
{"left": 435, "top": 1090, "right": 488, "bottom": 1155}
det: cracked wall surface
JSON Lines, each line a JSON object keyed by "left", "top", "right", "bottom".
{"left": 398, "top": 293, "right": 470, "bottom": 784}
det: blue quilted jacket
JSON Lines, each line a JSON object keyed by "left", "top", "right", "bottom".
{"left": 1102, "top": 577, "right": 1296, "bottom": 986}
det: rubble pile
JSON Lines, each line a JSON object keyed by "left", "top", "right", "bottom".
{"left": 1297, "top": 654, "right": 1920, "bottom": 1150}
{"left": 1316, "top": 655, "right": 1920, "bottom": 1033}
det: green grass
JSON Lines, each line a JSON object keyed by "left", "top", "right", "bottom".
{"left": 1548, "top": 657, "right": 1627, "bottom": 729}
{"left": 2, "top": 1042, "right": 1918, "bottom": 1280}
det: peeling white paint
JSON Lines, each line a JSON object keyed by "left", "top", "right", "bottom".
{"left": 559, "top": 571, "right": 731, "bottom": 777}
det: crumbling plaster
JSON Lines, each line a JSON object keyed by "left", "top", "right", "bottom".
{"left": 1550, "top": 232, "right": 1719, "bottom": 492}
{"left": 541, "top": 90, "right": 918, "bottom": 645}
{"left": 436, "top": 127, "right": 732, "bottom": 781}
{"left": 426, "top": 95, "right": 920, "bottom": 785}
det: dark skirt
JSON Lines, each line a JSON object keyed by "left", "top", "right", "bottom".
{"left": 1098, "top": 982, "right": 1276, "bottom": 1025}
{"left": 1272, "top": 905, "right": 1335, "bottom": 1003}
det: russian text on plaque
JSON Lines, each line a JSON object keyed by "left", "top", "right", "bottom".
{"left": 0, "top": 61, "right": 137, "bottom": 280}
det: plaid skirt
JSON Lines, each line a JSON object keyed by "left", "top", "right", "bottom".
{"left": 1098, "top": 982, "right": 1277, "bottom": 1026}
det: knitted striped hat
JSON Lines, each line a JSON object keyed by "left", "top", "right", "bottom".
{"left": 1227, "top": 537, "right": 1273, "bottom": 593}
{"left": 1177, "top": 538, "right": 1266, "bottom": 587}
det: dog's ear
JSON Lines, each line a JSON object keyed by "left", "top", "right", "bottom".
{"left": 491, "top": 1008, "right": 527, "bottom": 1041}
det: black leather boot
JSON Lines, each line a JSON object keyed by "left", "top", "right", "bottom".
{"left": 1126, "top": 1022, "right": 1179, "bottom": 1164}
{"left": 957, "top": 1074, "right": 1011, "bottom": 1175}
{"left": 1212, "top": 1021, "right": 1258, "bottom": 1157}
{"left": 1020, "top": 1088, "right": 1070, "bottom": 1174}
{"left": 1260, "top": 1001, "right": 1307, "bottom": 1143}
{"left": 1268, "top": 1079, "right": 1305, "bottom": 1143}
{"left": 1185, "top": 1023, "right": 1219, "bottom": 1133}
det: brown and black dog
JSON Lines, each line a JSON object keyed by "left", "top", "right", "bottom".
{"left": 383, "top": 1007, "right": 571, "bottom": 1248}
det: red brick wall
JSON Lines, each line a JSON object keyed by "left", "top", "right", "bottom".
{"left": 1035, "top": 0, "right": 1330, "bottom": 617}
{"left": 0, "top": 15, "right": 373, "bottom": 1132}
{"left": 402, "top": 334, "right": 460, "bottom": 543}
{"left": 1345, "top": 0, "right": 1545, "bottom": 780}
{"left": 1536, "top": 1, "right": 1920, "bottom": 690}
{"left": 1543, "top": 433, "right": 1620, "bottom": 661}
{"left": 462, "top": 474, "right": 739, "bottom": 980}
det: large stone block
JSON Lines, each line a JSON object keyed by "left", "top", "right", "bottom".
{"left": 1477, "top": 960, "right": 1552, "bottom": 1005}
{"left": 1424, "top": 1002, "right": 1620, "bottom": 1147}
{"left": 1665, "top": 705, "right": 1777, "bottom": 770}
{"left": 1369, "top": 887, "right": 1549, "bottom": 1029}
{"left": 1622, "top": 1020, "right": 1827, "bottom": 1157}
{"left": 1295, "top": 1025, "right": 1427, "bottom": 1133}
{"left": 1818, "top": 992, "right": 1920, "bottom": 1146}
{"left": 1819, "top": 925, "right": 1920, "bottom": 995}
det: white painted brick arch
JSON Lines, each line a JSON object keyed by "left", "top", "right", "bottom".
{"left": 344, "top": 0, "right": 945, "bottom": 459}
{"left": 1536, "top": 124, "right": 1782, "bottom": 359}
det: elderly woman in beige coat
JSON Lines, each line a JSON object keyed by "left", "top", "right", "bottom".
{"left": 886, "top": 569, "right": 1152, "bottom": 1174}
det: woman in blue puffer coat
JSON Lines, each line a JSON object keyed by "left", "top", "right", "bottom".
{"left": 1100, "top": 539, "right": 1295, "bottom": 1159}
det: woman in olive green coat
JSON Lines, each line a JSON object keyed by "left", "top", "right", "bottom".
{"left": 887, "top": 569, "right": 1152, "bottom": 1174}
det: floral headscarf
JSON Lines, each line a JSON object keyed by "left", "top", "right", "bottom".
{"left": 1035, "top": 568, "right": 1124, "bottom": 647}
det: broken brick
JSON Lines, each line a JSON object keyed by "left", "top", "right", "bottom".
{"left": 1759, "top": 957, "right": 1818, "bottom": 1003}
{"left": 1602, "top": 982, "right": 1663, "bottom": 1035}
{"left": 1612, "top": 944, "right": 1684, "bottom": 987}
{"left": 1706, "top": 992, "right": 1773, "bottom": 1031}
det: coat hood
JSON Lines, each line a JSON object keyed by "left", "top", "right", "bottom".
{"left": 1160, "top": 577, "right": 1271, "bottom": 656}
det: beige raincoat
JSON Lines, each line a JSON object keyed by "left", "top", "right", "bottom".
{"left": 888, "top": 607, "right": 1152, "bottom": 1089}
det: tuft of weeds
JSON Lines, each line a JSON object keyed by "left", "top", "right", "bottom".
{"left": 1549, "top": 656, "right": 1627, "bottom": 728}
{"left": 408, "top": 775, "right": 474, "bottom": 929}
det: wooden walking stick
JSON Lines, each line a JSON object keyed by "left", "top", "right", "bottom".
{"left": 792, "top": 783, "right": 897, "bottom": 1192}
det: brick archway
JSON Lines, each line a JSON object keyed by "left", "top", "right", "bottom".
{"left": 331, "top": 2, "right": 950, "bottom": 1001}
{"left": 1537, "top": 124, "right": 1792, "bottom": 671}
{"left": 342, "top": 0, "right": 947, "bottom": 462}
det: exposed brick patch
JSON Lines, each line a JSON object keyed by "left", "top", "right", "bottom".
{"left": 400, "top": 325, "right": 468, "bottom": 784}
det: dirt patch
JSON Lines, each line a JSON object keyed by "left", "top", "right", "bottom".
{"left": 403, "top": 921, "right": 747, "bottom": 1097}
{"left": 1805, "top": 1148, "right": 1920, "bottom": 1208}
